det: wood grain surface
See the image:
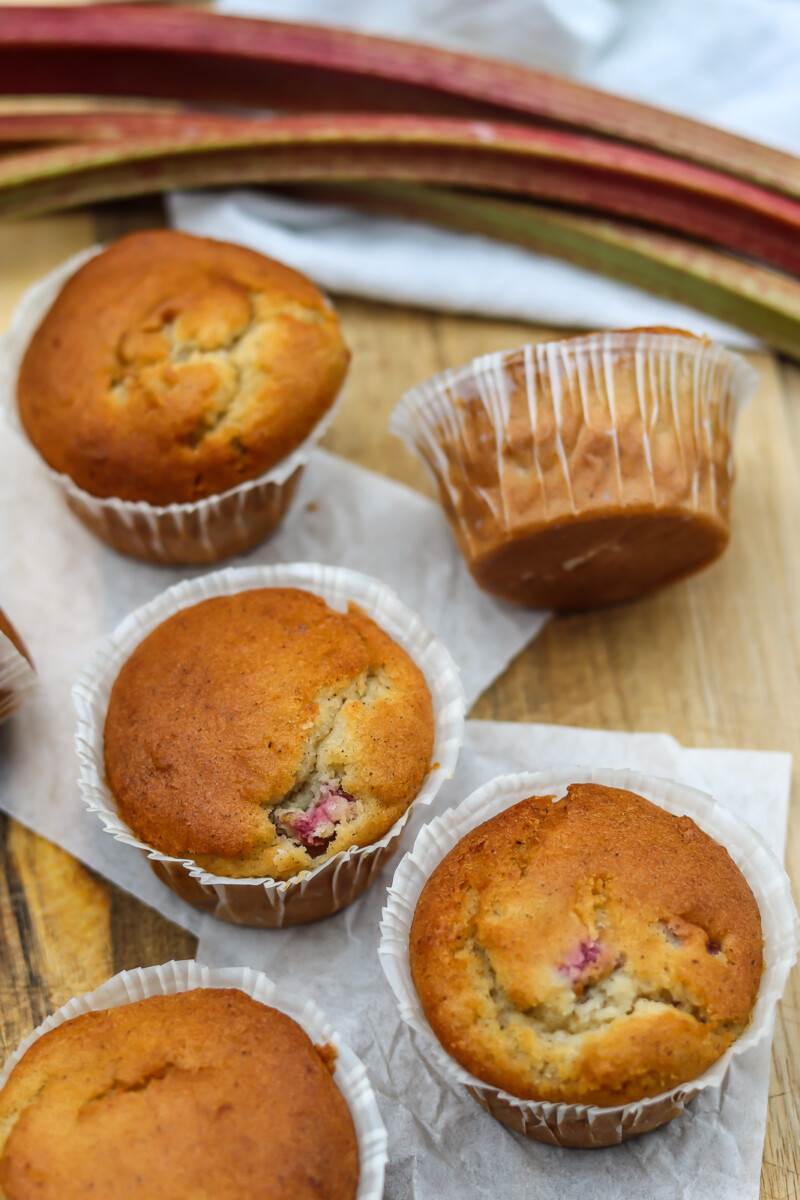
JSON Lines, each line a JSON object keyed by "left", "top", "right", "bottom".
{"left": 0, "top": 207, "right": 797, "bottom": 1198}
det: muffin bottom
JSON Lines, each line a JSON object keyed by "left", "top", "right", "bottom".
{"left": 148, "top": 823, "right": 406, "bottom": 927}
{"left": 469, "top": 1084, "right": 684, "bottom": 1147}
{"left": 64, "top": 467, "right": 302, "bottom": 565}
{"left": 468, "top": 507, "right": 729, "bottom": 609}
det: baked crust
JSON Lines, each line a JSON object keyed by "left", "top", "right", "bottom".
{"left": 104, "top": 588, "right": 434, "bottom": 880}
{"left": 17, "top": 230, "right": 350, "bottom": 504}
{"left": 0, "top": 989, "right": 358, "bottom": 1200}
{"left": 410, "top": 783, "right": 763, "bottom": 1107}
{"left": 404, "top": 328, "right": 748, "bottom": 608}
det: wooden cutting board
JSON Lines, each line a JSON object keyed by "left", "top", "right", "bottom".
{"left": 0, "top": 207, "right": 798, "bottom": 1197}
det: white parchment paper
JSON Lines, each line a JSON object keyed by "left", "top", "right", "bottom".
{"left": 196, "top": 719, "right": 792, "bottom": 1200}
{"left": 0, "top": 439, "right": 546, "bottom": 936}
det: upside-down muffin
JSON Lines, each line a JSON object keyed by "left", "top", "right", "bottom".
{"left": 104, "top": 587, "right": 434, "bottom": 880}
{"left": 0, "top": 988, "right": 358, "bottom": 1200}
{"left": 410, "top": 782, "right": 763, "bottom": 1107}
{"left": 17, "top": 230, "right": 349, "bottom": 505}
{"left": 391, "top": 328, "right": 758, "bottom": 609}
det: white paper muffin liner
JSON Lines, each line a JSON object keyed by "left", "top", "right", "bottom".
{"left": 0, "top": 959, "right": 387, "bottom": 1199}
{"left": 0, "top": 246, "right": 346, "bottom": 564}
{"left": 73, "top": 562, "right": 466, "bottom": 927}
{"left": 379, "top": 766, "right": 799, "bottom": 1148}
{"left": 0, "top": 629, "right": 37, "bottom": 724}
{"left": 389, "top": 332, "right": 760, "bottom": 608}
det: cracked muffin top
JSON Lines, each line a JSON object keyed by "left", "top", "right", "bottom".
{"left": 17, "top": 230, "right": 350, "bottom": 504}
{"left": 410, "top": 783, "right": 763, "bottom": 1107}
{"left": 0, "top": 988, "right": 359, "bottom": 1200}
{"left": 104, "top": 587, "right": 435, "bottom": 880}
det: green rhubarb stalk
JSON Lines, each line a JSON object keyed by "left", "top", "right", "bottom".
{"left": 0, "top": 115, "right": 799, "bottom": 276}
{"left": 0, "top": 5, "right": 798, "bottom": 199}
{"left": 286, "top": 181, "right": 800, "bottom": 359}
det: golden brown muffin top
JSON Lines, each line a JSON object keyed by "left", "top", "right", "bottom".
{"left": 17, "top": 231, "right": 350, "bottom": 504}
{"left": 410, "top": 783, "right": 763, "bottom": 1107}
{"left": 0, "top": 988, "right": 358, "bottom": 1200}
{"left": 104, "top": 588, "right": 434, "bottom": 881}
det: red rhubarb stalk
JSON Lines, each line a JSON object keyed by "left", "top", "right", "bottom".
{"left": 0, "top": 115, "right": 799, "bottom": 277}
{"left": 0, "top": 109, "right": 266, "bottom": 144}
{"left": 299, "top": 181, "right": 800, "bottom": 357}
{"left": 0, "top": 5, "right": 797, "bottom": 199}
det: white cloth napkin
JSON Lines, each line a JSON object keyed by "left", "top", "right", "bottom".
{"left": 196, "top": 719, "right": 793, "bottom": 1200}
{"left": 170, "top": 0, "right": 800, "bottom": 345}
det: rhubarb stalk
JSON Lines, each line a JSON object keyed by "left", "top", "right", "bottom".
{"left": 294, "top": 181, "right": 800, "bottom": 357}
{"left": 0, "top": 5, "right": 798, "bottom": 199}
{"left": 0, "top": 114, "right": 799, "bottom": 277}
{"left": 0, "top": 109, "right": 266, "bottom": 144}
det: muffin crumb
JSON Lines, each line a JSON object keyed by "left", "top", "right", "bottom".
{"left": 315, "top": 1042, "right": 339, "bottom": 1075}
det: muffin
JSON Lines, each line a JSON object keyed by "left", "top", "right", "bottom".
{"left": 102, "top": 585, "right": 436, "bottom": 917}
{"left": 15, "top": 231, "right": 349, "bottom": 562}
{"left": 391, "top": 328, "right": 759, "bottom": 608}
{"left": 410, "top": 782, "right": 763, "bottom": 1109}
{"left": 0, "top": 605, "right": 36, "bottom": 724}
{"left": 0, "top": 987, "right": 359, "bottom": 1199}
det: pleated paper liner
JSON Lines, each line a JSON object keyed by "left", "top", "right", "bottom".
{"left": 390, "top": 331, "right": 760, "bottom": 608}
{"left": 0, "top": 613, "right": 37, "bottom": 724}
{"left": 0, "top": 246, "right": 346, "bottom": 565}
{"left": 379, "top": 766, "right": 799, "bottom": 1148}
{"left": 73, "top": 562, "right": 465, "bottom": 927}
{"left": 0, "top": 959, "right": 388, "bottom": 1200}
